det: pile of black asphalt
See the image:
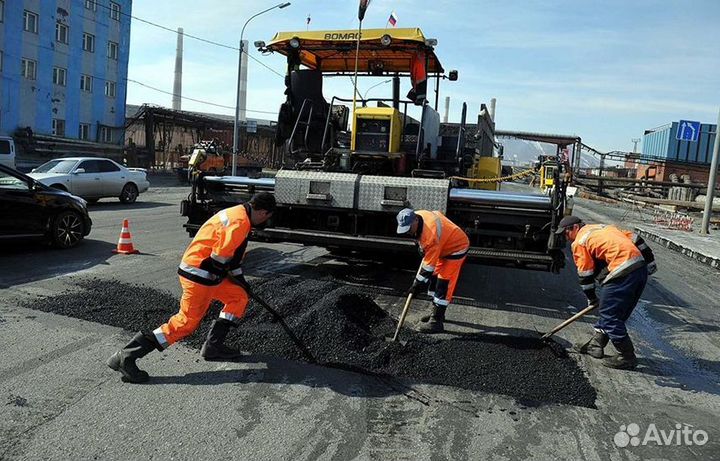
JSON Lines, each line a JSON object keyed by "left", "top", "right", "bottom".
{"left": 25, "top": 276, "right": 597, "bottom": 408}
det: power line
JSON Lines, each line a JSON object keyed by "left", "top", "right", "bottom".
{"left": 88, "top": 1, "right": 285, "bottom": 77}
{"left": 126, "top": 79, "right": 234, "bottom": 110}
{"left": 5, "top": 7, "right": 287, "bottom": 115}
{"left": 92, "top": 1, "right": 238, "bottom": 51}
{"left": 3, "top": 48, "right": 277, "bottom": 116}
{"left": 125, "top": 78, "right": 278, "bottom": 115}
{"left": 244, "top": 49, "right": 285, "bottom": 78}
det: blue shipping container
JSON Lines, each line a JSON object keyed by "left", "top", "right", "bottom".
{"left": 642, "top": 122, "right": 717, "bottom": 165}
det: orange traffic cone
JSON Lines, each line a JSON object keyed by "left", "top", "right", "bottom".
{"left": 112, "top": 219, "right": 139, "bottom": 254}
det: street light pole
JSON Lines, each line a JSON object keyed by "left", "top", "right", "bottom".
{"left": 232, "top": 2, "right": 291, "bottom": 176}
{"left": 700, "top": 108, "right": 720, "bottom": 234}
{"left": 363, "top": 79, "right": 392, "bottom": 102}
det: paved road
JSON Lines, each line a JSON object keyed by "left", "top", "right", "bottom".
{"left": 1, "top": 181, "right": 718, "bottom": 460}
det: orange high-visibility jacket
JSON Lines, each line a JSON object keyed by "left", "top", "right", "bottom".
{"left": 178, "top": 204, "right": 251, "bottom": 286}
{"left": 415, "top": 210, "right": 470, "bottom": 283}
{"left": 572, "top": 224, "right": 645, "bottom": 302}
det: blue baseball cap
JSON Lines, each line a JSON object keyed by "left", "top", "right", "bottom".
{"left": 396, "top": 208, "right": 416, "bottom": 234}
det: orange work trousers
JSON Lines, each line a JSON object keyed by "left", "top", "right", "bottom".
{"left": 427, "top": 256, "right": 466, "bottom": 307}
{"left": 153, "top": 276, "right": 249, "bottom": 348}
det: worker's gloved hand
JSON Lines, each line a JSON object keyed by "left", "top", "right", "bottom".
{"left": 587, "top": 299, "right": 600, "bottom": 310}
{"left": 406, "top": 279, "right": 427, "bottom": 297}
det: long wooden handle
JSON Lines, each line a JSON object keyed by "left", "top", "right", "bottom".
{"left": 541, "top": 304, "right": 597, "bottom": 340}
{"left": 392, "top": 293, "right": 414, "bottom": 342}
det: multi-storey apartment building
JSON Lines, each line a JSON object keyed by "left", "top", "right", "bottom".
{"left": 0, "top": 0, "right": 131, "bottom": 146}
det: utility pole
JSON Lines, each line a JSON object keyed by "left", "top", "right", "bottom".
{"left": 700, "top": 109, "right": 720, "bottom": 234}
{"left": 598, "top": 152, "right": 606, "bottom": 196}
{"left": 232, "top": 2, "right": 291, "bottom": 176}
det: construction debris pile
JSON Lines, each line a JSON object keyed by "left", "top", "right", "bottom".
{"left": 25, "top": 276, "right": 597, "bottom": 408}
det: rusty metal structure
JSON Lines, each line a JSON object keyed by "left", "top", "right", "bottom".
{"left": 124, "top": 105, "right": 278, "bottom": 170}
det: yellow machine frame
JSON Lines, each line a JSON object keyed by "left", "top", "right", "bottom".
{"left": 263, "top": 28, "right": 443, "bottom": 74}
{"left": 468, "top": 157, "right": 502, "bottom": 191}
{"left": 351, "top": 107, "right": 402, "bottom": 153}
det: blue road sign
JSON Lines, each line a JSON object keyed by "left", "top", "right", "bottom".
{"left": 677, "top": 120, "right": 701, "bottom": 142}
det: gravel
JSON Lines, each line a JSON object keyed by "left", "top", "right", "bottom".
{"left": 24, "top": 276, "right": 597, "bottom": 408}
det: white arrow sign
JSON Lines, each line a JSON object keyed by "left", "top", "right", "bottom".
{"left": 677, "top": 120, "right": 701, "bottom": 142}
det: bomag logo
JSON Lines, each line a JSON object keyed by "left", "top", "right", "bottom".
{"left": 324, "top": 32, "right": 359, "bottom": 40}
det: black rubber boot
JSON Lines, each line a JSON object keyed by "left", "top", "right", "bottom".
{"left": 201, "top": 319, "right": 244, "bottom": 361}
{"left": 106, "top": 332, "right": 158, "bottom": 383}
{"left": 603, "top": 336, "right": 638, "bottom": 370}
{"left": 574, "top": 330, "right": 609, "bottom": 359}
{"left": 418, "top": 305, "right": 446, "bottom": 334}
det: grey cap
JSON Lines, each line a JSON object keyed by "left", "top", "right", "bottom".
{"left": 396, "top": 208, "right": 416, "bottom": 234}
{"left": 555, "top": 215, "right": 582, "bottom": 234}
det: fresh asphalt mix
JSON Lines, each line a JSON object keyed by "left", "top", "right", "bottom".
{"left": 23, "top": 276, "right": 597, "bottom": 408}
{"left": 1, "top": 180, "right": 718, "bottom": 460}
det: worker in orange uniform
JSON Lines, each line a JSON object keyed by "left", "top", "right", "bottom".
{"left": 396, "top": 208, "right": 470, "bottom": 334}
{"left": 556, "top": 215, "right": 656, "bottom": 370}
{"left": 106, "top": 192, "right": 277, "bottom": 383}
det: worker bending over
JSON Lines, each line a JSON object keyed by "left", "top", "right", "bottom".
{"left": 396, "top": 208, "right": 470, "bottom": 334}
{"left": 557, "top": 215, "right": 656, "bottom": 370}
{"left": 106, "top": 192, "right": 276, "bottom": 383}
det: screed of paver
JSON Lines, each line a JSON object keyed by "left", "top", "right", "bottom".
{"left": 24, "top": 276, "right": 597, "bottom": 408}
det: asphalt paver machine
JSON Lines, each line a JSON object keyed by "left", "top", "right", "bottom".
{"left": 182, "top": 28, "right": 567, "bottom": 272}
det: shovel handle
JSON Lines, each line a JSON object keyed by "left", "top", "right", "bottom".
{"left": 254, "top": 294, "right": 316, "bottom": 363}
{"left": 391, "top": 293, "right": 414, "bottom": 342}
{"left": 541, "top": 303, "right": 598, "bottom": 340}
{"left": 238, "top": 280, "right": 316, "bottom": 364}
{"left": 391, "top": 262, "right": 425, "bottom": 342}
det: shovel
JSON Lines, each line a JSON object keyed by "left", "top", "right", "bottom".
{"left": 390, "top": 293, "right": 415, "bottom": 342}
{"left": 541, "top": 303, "right": 598, "bottom": 341}
{"left": 389, "top": 263, "right": 424, "bottom": 342}
{"left": 229, "top": 274, "right": 316, "bottom": 363}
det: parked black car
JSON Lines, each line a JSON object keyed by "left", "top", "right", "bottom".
{"left": 0, "top": 163, "right": 92, "bottom": 248}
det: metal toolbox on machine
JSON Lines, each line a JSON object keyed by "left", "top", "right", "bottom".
{"left": 274, "top": 170, "right": 359, "bottom": 209}
{"left": 357, "top": 176, "right": 450, "bottom": 213}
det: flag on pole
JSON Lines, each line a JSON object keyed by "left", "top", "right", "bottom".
{"left": 388, "top": 11, "right": 398, "bottom": 27}
{"left": 306, "top": 14, "right": 311, "bottom": 25}
{"left": 358, "top": 0, "right": 371, "bottom": 21}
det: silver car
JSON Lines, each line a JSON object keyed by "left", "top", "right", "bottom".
{"left": 28, "top": 157, "right": 150, "bottom": 203}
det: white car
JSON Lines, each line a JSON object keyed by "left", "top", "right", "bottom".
{"left": 28, "top": 157, "right": 150, "bottom": 203}
{"left": 0, "top": 136, "right": 16, "bottom": 169}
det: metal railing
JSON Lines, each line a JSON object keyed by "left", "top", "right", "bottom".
{"left": 288, "top": 99, "right": 314, "bottom": 157}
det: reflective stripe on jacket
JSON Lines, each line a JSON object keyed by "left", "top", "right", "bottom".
{"left": 415, "top": 210, "right": 470, "bottom": 283}
{"left": 572, "top": 224, "right": 645, "bottom": 301}
{"left": 178, "top": 204, "right": 251, "bottom": 285}
{"left": 622, "top": 230, "right": 656, "bottom": 267}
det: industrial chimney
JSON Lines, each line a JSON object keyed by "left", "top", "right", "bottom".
{"left": 443, "top": 96, "right": 450, "bottom": 123}
{"left": 172, "top": 27, "right": 184, "bottom": 110}
{"left": 489, "top": 98, "right": 497, "bottom": 122}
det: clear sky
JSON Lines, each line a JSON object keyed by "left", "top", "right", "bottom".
{"left": 127, "top": 0, "right": 720, "bottom": 153}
